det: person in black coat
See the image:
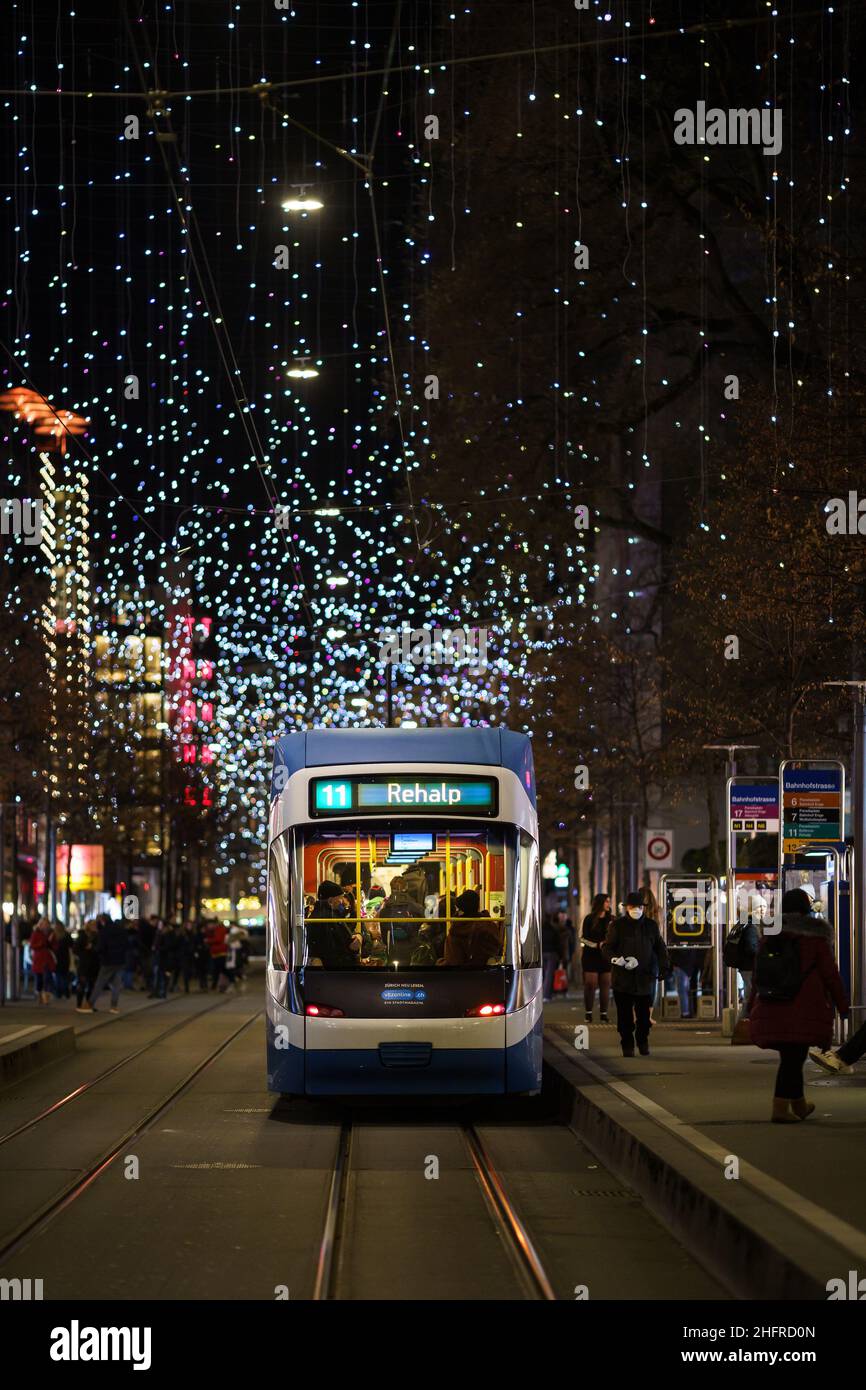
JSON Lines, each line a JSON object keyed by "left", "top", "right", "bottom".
{"left": 74, "top": 920, "right": 100, "bottom": 1011}
{"left": 85, "top": 915, "right": 130, "bottom": 1013}
{"left": 604, "top": 890, "right": 670, "bottom": 1057}
{"left": 50, "top": 922, "right": 72, "bottom": 999}
{"left": 306, "top": 882, "right": 361, "bottom": 969}
{"left": 193, "top": 922, "right": 210, "bottom": 991}
{"left": 154, "top": 923, "right": 182, "bottom": 995}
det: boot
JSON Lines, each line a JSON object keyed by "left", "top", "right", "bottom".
{"left": 791, "top": 1096, "right": 816, "bottom": 1120}
{"left": 771, "top": 1097, "right": 800, "bottom": 1123}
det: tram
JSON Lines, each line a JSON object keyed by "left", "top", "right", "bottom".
{"left": 265, "top": 727, "right": 543, "bottom": 1096}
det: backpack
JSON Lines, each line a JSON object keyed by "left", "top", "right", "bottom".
{"left": 723, "top": 925, "right": 755, "bottom": 972}
{"left": 754, "top": 936, "right": 810, "bottom": 1002}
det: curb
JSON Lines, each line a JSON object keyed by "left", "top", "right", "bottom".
{"left": 543, "top": 1031, "right": 863, "bottom": 1300}
{"left": 0, "top": 1025, "right": 76, "bottom": 1090}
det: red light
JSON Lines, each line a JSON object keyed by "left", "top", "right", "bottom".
{"left": 306, "top": 1004, "right": 319, "bottom": 1016}
{"left": 305, "top": 1004, "right": 345, "bottom": 1018}
{"left": 466, "top": 1003, "right": 506, "bottom": 1017}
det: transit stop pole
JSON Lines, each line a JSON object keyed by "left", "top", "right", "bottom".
{"left": 824, "top": 682, "right": 866, "bottom": 1018}
{"left": 703, "top": 744, "right": 759, "bottom": 1030}
{"left": 0, "top": 803, "right": 5, "bottom": 1006}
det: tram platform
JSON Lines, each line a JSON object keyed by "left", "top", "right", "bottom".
{"left": 0, "top": 1021, "right": 75, "bottom": 1088}
{"left": 543, "top": 998, "right": 866, "bottom": 1300}
{"left": 0, "top": 991, "right": 172, "bottom": 1088}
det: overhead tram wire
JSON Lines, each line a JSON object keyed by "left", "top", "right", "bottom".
{"left": 123, "top": 11, "right": 317, "bottom": 634}
{"left": 0, "top": 10, "right": 851, "bottom": 101}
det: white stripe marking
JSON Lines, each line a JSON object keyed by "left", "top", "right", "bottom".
{"left": 0, "top": 1025, "right": 47, "bottom": 1045}
{"left": 547, "top": 1030, "right": 866, "bottom": 1263}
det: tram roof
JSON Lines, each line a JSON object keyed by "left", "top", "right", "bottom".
{"left": 272, "top": 727, "right": 536, "bottom": 807}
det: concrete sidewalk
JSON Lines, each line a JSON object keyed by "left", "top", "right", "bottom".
{"left": 543, "top": 998, "right": 866, "bottom": 1299}
{"left": 0, "top": 988, "right": 173, "bottom": 1037}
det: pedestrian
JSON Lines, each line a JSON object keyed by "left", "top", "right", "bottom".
{"left": 82, "top": 913, "right": 129, "bottom": 1014}
{"left": 724, "top": 894, "right": 763, "bottom": 1043}
{"left": 580, "top": 893, "right": 613, "bottom": 1023}
{"left": 810, "top": 1014, "right": 866, "bottom": 1075}
{"left": 123, "top": 922, "right": 141, "bottom": 991}
{"left": 179, "top": 921, "right": 196, "bottom": 993}
{"left": 50, "top": 920, "right": 72, "bottom": 999}
{"left": 225, "top": 926, "right": 245, "bottom": 991}
{"left": 204, "top": 917, "right": 230, "bottom": 990}
{"left": 669, "top": 944, "right": 706, "bottom": 1019}
{"left": 193, "top": 921, "right": 210, "bottom": 991}
{"left": 541, "top": 912, "right": 563, "bottom": 1002}
{"left": 29, "top": 917, "right": 56, "bottom": 1005}
{"left": 139, "top": 914, "right": 158, "bottom": 994}
{"left": 74, "top": 920, "right": 100, "bottom": 1011}
{"left": 164, "top": 922, "right": 183, "bottom": 993}
{"left": 749, "top": 888, "right": 848, "bottom": 1122}
{"left": 604, "top": 890, "right": 670, "bottom": 1057}
{"left": 151, "top": 922, "right": 175, "bottom": 998}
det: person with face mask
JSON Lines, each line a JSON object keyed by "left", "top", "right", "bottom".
{"left": 307, "top": 881, "right": 361, "bottom": 969}
{"left": 604, "top": 890, "right": 670, "bottom": 1057}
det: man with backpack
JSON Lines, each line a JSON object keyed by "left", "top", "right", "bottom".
{"left": 724, "top": 894, "right": 765, "bottom": 1044}
{"left": 748, "top": 889, "right": 848, "bottom": 1122}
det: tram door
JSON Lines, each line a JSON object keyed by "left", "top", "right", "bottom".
{"left": 780, "top": 846, "right": 849, "bottom": 1041}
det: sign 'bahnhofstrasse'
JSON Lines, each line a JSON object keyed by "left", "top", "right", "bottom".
{"left": 781, "top": 763, "right": 843, "bottom": 854}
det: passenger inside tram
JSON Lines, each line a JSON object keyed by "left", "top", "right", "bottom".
{"left": 297, "top": 827, "right": 507, "bottom": 969}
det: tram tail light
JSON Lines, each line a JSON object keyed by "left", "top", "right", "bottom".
{"left": 305, "top": 1004, "right": 345, "bottom": 1018}
{"left": 466, "top": 1003, "right": 506, "bottom": 1017}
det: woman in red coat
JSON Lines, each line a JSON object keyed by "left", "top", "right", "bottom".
{"left": 748, "top": 889, "right": 848, "bottom": 1123}
{"left": 29, "top": 917, "right": 57, "bottom": 1006}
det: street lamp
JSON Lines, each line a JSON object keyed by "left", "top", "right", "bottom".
{"left": 286, "top": 358, "right": 320, "bottom": 379}
{"left": 702, "top": 742, "right": 760, "bottom": 782}
{"left": 281, "top": 190, "right": 323, "bottom": 212}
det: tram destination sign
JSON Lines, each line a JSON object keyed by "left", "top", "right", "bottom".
{"left": 781, "top": 763, "right": 843, "bottom": 854}
{"left": 729, "top": 782, "right": 779, "bottom": 834}
{"left": 310, "top": 773, "right": 499, "bottom": 818}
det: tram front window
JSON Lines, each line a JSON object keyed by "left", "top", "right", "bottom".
{"left": 292, "top": 825, "right": 513, "bottom": 969}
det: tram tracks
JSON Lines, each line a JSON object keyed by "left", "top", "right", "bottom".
{"left": 0, "top": 1006, "right": 263, "bottom": 1266}
{"left": 0, "top": 994, "right": 231, "bottom": 1148}
{"left": 313, "top": 1115, "right": 557, "bottom": 1301}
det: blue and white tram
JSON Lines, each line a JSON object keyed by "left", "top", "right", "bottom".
{"left": 265, "top": 727, "right": 543, "bottom": 1097}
